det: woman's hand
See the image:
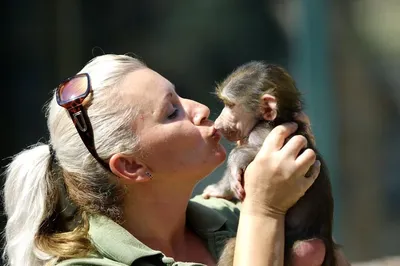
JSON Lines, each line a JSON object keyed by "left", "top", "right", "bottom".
{"left": 234, "top": 122, "right": 333, "bottom": 266}
{"left": 243, "top": 122, "right": 320, "bottom": 216}
{"left": 295, "top": 111, "right": 316, "bottom": 146}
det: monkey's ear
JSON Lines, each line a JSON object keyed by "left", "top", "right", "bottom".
{"left": 261, "top": 94, "right": 277, "bottom": 121}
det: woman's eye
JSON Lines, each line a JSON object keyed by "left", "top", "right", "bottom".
{"left": 167, "top": 108, "right": 179, "bottom": 119}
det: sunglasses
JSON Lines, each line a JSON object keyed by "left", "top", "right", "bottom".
{"left": 56, "top": 73, "right": 111, "bottom": 172}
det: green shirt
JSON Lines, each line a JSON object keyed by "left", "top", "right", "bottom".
{"left": 57, "top": 196, "right": 241, "bottom": 266}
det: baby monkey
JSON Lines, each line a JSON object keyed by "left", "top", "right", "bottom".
{"left": 203, "top": 62, "right": 336, "bottom": 266}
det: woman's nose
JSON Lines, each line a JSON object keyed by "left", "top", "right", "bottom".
{"left": 182, "top": 98, "right": 210, "bottom": 125}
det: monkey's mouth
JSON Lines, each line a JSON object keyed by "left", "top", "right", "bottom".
{"left": 219, "top": 128, "right": 242, "bottom": 142}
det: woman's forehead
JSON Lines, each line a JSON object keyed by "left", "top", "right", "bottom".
{"left": 120, "top": 68, "right": 176, "bottom": 118}
{"left": 122, "top": 68, "right": 174, "bottom": 96}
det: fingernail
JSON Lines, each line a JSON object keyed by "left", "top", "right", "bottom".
{"left": 315, "top": 160, "right": 321, "bottom": 167}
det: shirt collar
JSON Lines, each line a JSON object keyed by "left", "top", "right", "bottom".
{"left": 186, "top": 198, "right": 227, "bottom": 234}
{"left": 88, "top": 198, "right": 228, "bottom": 265}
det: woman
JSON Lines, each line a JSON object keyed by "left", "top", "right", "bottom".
{"left": 3, "top": 54, "right": 340, "bottom": 266}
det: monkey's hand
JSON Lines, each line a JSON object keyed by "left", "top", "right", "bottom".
{"left": 202, "top": 181, "right": 234, "bottom": 200}
{"left": 230, "top": 167, "right": 245, "bottom": 201}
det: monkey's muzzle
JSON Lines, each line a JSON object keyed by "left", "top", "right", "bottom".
{"left": 218, "top": 128, "right": 243, "bottom": 142}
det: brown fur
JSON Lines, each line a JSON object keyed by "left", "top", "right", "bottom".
{"left": 210, "top": 62, "right": 336, "bottom": 266}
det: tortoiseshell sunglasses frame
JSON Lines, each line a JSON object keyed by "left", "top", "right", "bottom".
{"left": 55, "top": 73, "right": 111, "bottom": 172}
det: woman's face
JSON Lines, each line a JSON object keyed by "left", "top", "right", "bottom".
{"left": 120, "top": 68, "right": 226, "bottom": 182}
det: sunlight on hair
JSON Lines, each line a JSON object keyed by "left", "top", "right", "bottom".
{"left": 3, "top": 54, "right": 146, "bottom": 266}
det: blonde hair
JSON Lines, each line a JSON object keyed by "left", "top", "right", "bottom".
{"left": 2, "top": 54, "right": 146, "bottom": 266}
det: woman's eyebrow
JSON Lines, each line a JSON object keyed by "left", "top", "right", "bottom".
{"left": 170, "top": 84, "right": 177, "bottom": 93}
{"left": 159, "top": 91, "right": 174, "bottom": 116}
{"left": 163, "top": 92, "right": 173, "bottom": 100}
{"left": 163, "top": 85, "right": 177, "bottom": 99}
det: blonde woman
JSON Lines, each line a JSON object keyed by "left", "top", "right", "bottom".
{"left": 3, "top": 54, "right": 345, "bottom": 266}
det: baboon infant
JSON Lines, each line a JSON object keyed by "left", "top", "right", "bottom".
{"left": 203, "top": 62, "right": 336, "bottom": 266}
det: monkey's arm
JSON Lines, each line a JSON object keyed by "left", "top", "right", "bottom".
{"left": 227, "top": 145, "right": 259, "bottom": 200}
{"left": 202, "top": 145, "right": 258, "bottom": 201}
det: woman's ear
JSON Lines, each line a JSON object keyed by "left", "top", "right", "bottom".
{"left": 109, "top": 153, "right": 151, "bottom": 183}
{"left": 260, "top": 94, "right": 277, "bottom": 121}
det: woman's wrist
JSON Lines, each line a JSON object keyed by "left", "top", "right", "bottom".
{"left": 235, "top": 199, "right": 286, "bottom": 266}
{"left": 241, "top": 196, "right": 287, "bottom": 219}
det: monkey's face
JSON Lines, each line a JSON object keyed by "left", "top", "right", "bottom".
{"left": 214, "top": 103, "right": 258, "bottom": 142}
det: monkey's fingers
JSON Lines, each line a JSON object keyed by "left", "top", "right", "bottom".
{"left": 202, "top": 185, "right": 234, "bottom": 200}
{"left": 233, "top": 169, "right": 246, "bottom": 201}
{"left": 236, "top": 168, "right": 244, "bottom": 186}
{"left": 232, "top": 181, "right": 245, "bottom": 201}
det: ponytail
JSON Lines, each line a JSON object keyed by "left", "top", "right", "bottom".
{"left": 3, "top": 143, "right": 55, "bottom": 266}
{"left": 3, "top": 143, "right": 95, "bottom": 266}
{"left": 2, "top": 55, "right": 146, "bottom": 265}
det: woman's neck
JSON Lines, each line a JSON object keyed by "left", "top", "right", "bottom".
{"left": 121, "top": 181, "right": 195, "bottom": 258}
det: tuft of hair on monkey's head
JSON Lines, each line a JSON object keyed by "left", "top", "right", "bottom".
{"left": 216, "top": 61, "right": 303, "bottom": 123}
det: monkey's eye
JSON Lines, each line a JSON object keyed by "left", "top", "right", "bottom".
{"left": 167, "top": 108, "right": 179, "bottom": 120}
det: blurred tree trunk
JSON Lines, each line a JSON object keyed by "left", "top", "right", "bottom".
{"left": 331, "top": 1, "right": 386, "bottom": 261}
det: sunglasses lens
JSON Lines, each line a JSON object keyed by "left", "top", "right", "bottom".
{"left": 59, "top": 75, "right": 89, "bottom": 102}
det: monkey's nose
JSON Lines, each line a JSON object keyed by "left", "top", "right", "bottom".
{"left": 214, "top": 124, "right": 222, "bottom": 131}
{"left": 214, "top": 118, "right": 222, "bottom": 130}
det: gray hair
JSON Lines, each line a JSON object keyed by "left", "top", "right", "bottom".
{"left": 3, "top": 54, "right": 146, "bottom": 266}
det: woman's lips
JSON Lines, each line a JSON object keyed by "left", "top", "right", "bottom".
{"left": 211, "top": 127, "right": 222, "bottom": 141}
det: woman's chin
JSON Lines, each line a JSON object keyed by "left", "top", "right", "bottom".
{"left": 189, "top": 145, "right": 227, "bottom": 181}
{"left": 213, "top": 143, "right": 227, "bottom": 163}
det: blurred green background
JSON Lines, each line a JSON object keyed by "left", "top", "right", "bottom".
{"left": 2, "top": 0, "right": 399, "bottom": 264}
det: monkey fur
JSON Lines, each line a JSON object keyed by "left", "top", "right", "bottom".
{"left": 203, "top": 62, "right": 336, "bottom": 266}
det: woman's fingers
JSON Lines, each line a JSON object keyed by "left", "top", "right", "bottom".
{"left": 260, "top": 123, "right": 298, "bottom": 154}
{"left": 301, "top": 160, "right": 321, "bottom": 189}
{"left": 295, "top": 148, "right": 317, "bottom": 176}
{"left": 281, "top": 135, "right": 308, "bottom": 159}
{"left": 289, "top": 160, "right": 320, "bottom": 203}
{"left": 243, "top": 122, "right": 320, "bottom": 214}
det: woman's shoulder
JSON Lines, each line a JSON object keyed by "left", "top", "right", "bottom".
{"left": 188, "top": 195, "right": 241, "bottom": 232}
